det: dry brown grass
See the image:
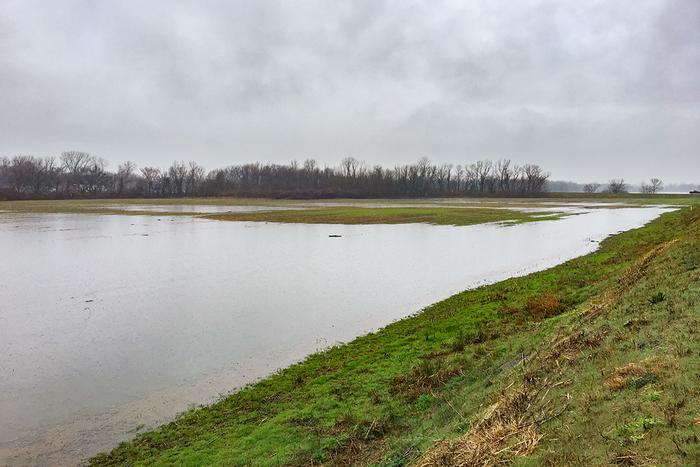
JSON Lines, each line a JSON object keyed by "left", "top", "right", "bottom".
{"left": 416, "top": 384, "right": 552, "bottom": 467}
{"left": 693, "top": 413, "right": 700, "bottom": 428}
{"left": 547, "top": 328, "right": 609, "bottom": 362}
{"left": 390, "top": 367, "right": 461, "bottom": 403}
{"left": 418, "top": 419, "right": 542, "bottom": 467}
{"left": 604, "top": 356, "right": 679, "bottom": 391}
{"left": 524, "top": 293, "right": 566, "bottom": 320}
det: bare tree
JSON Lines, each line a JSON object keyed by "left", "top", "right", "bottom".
{"left": 463, "top": 164, "right": 477, "bottom": 193}
{"left": 5, "top": 155, "right": 35, "bottom": 192}
{"left": 60, "top": 150, "right": 92, "bottom": 192}
{"left": 454, "top": 164, "right": 464, "bottom": 192}
{"left": 340, "top": 157, "right": 365, "bottom": 179}
{"left": 115, "top": 161, "right": 137, "bottom": 196}
{"left": 607, "top": 179, "right": 628, "bottom": 193}
{"left": 583, "top": 182, "right": 600, "bottom": 193}
{"left": 436, "top": 163, "right": 452, "bottom": 194}
{"left": 140, "top": 167, "right": 160, "bottom": 195}
{"left": 642, "top": 178, "right": 664, "bottom": 194}
{"left": 651, "top": 178, "right": 664, "bottom": 193}
{"left": 169, "top": 161, "right": 188, "bottom": 195}
{"left": 83, "top": 157, "right": 109, "bottom": 194}
{"left": 522, "top": 164, "right": 550, "bottom": 194}
{"left": 471, "top": 160, "right": 493, "bottom": 193}
{"left": 303, "top": 158, "right": 317, "bottom": 173}
{"left": 186, "top": 161, "right": 205, "bottom": 195}
{"left": 495, "top": 159, "right": 512, "bottom": 192}
{"left": 3, "top": 150, "right": 563, "bottom": 200}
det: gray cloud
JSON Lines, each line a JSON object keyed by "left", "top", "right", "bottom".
{"left": 0, "top": 0, "right": 698, "bottom": 183}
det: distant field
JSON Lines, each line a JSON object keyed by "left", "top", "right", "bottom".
{"left": 2, "top": 194, "right": 698, "bottom": 226}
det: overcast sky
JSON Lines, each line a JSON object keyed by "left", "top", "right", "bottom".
{"left": 1, "top": 0, "right": 698, "bottom": 183}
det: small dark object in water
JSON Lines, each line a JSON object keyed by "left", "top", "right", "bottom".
{"left": 690, "top": 190, "right": 700, "bottom": 194}
{"left": 329, "top": 234, "right": 342, "bottom": 238}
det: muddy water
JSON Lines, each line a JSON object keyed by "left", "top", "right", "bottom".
{"left": 0, "top": 207, "right": 670, "bottom": 466}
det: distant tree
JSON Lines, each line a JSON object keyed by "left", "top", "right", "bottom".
{"left": 471, "top": 160, "right": 493, "bottom": 193}
{"left": 140, "top": 167, "right": 161, "bottom": 195}
{"left": 115, "top": 161, "right": 137, "bottom": 196}
{"left": 302, "top": 159, "right": 319, "bottom": 188}
{"left": 641, "top": 178, "right": 664, "bottom": 194}
{"left": 436, "top": 163, "right": 452, "bottom": 194}
{"left": 522, "top": 164, "right": 550, "bottom": 194}
{"left": 340, "top": 157, "right": 364, "bottom": 179}
{"left": 607, "top": 179, "right": 628, "bottom": 194}
{"left": 168, "top": 161, "right": 188, "bottom": 195}
{"left": 186, "top": 161, "right": 205, "bottom": 194}
{"left": 60, "top": 150, "right": 92, "bottom": 192}
{"left": 5, "top": 155, "right": 36, "bottom": 192}
{"left": 495, "top": 159, "right": 512, "bottom": 192}
{"left": 1, "top": 150, "right": 565, "bottom": 200}
{"left": 583, "top": 182, "right": 600, "bottom": 193}
{"left": 83, "top": 157, "right": 109, "bottom": 194}
{"left": 454, "top": 164, "right": 464, "bottom": 192}
{"left": 650, "top": 178, "right": 664, "bottom": 193}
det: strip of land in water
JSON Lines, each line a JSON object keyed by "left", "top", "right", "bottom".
{"left": 81, "top": 198, "right": 700, "bottom": 466}
{"left": 1, "top": 193, "right": 697, "bottom": 226}
{"left": 202, "top": 206, "right": 567, "bottom": 225}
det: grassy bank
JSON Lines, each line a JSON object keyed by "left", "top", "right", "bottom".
{"left": 87, "top": 203, "right": 700, "bottom": 466}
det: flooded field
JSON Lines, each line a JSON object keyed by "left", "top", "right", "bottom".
{"left": 0, "top": 204, "right": 672, "bottom": 466}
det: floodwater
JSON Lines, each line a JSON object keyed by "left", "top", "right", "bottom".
{"left": 0, "top": 206, "right": 671, "bottom": 466}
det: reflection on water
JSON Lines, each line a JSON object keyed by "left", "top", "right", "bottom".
{"left": 0, "top": 207, "right": 671, "bottom": 466}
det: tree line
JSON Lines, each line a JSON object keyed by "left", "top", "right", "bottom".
{"left": 0, "top": 152, "right": 551, "bottom": 200}
{"left": 581, "top": 178, "right": 664, "bottom": 194}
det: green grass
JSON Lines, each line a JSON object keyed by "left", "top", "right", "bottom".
{"left": 85, "top": 200, "right": 700, "bottom": 466}
{"left": 202, "top": 206, "right": 566, "bottom": 225}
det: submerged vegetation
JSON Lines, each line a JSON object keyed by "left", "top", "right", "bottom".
{"left": 87, "top": 202, "right": 700, "bottom": 466}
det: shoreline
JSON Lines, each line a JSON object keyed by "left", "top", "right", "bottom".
{"left": 85, "top": 204, "right": 700, "bottom": 466}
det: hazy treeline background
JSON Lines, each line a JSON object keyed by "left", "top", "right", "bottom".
{"left": 548, "top": 180, "right": 697, "bottom": 194}
{"left": 0, "top": 152, "right": 554, "bottom": 200}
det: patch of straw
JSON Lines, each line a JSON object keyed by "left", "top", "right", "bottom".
{"left": 604, "top": 357, "right": 678, "bottom": 391}
{"left": 416, "top": 386, "right": 548, "bottom": 467}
